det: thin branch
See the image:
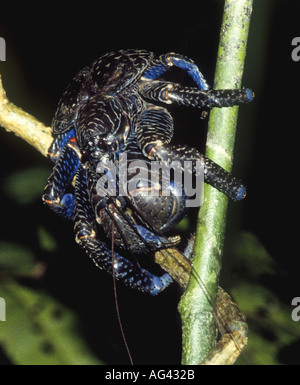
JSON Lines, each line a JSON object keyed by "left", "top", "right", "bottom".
{"left": 0, "top": 75, "right": 52, "bottom": 157}
{"left": 178, "top": 0, "right": 254, "bottom": 365}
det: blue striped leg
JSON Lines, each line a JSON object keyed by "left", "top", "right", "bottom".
{"left": 142, "top": 53, "right": 209, "bottom": 90}
{"left": 136, "top": 104, "right": 246, "bottom": 201}
{"left": 74, "top": 167, "right": 173, "bottom": 295}
{"left": 42, "top": 138, "right": 80, "bottom": 220}
{"left": 47, "top": 128, "right": 76, "bottom": 163}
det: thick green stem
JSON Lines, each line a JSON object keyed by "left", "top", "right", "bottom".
{"left": 178, "top": 0, "right": 253, "bottom": 365}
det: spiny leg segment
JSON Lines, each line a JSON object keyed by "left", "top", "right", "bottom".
{"left": 74, "top": 167, "right": 173, "bottom": 295}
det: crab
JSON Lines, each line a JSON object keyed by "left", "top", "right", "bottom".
{"left": 43, "top": 49, "right": 253, "bottom": 295}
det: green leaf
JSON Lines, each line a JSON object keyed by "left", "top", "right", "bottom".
{"left": 0, "top": 241, "right": 36, "bottom": 274}
{"left": 0, "top": 279, "right": 103, "bottom": 365}
{"left": 227, "top": 232, "right": 298, "bottom": 365}
{"left": 3, "top": 166, "right": 50, "bottom": 205}
{"left": 231, "top": 231, "right": 276, "bottom": 278}
{"left": 37, "top": 226, "right": 57, "bottom": 252}
{"left": 232, "top": 282, "right": 300, "bottom": 365}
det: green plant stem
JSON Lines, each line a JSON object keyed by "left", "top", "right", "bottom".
{"left": 178, "top": 0, "right": 253, "bottom": 365}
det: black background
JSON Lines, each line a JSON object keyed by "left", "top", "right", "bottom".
{"left": 0, "top": 0, "right": 300, "bottom": 364}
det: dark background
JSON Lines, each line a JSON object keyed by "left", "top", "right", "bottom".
{"left": 0, "top": 0, "right": 299, "bottom": 364}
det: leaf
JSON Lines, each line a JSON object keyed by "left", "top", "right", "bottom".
{"left": 2, "top": 166, "right": 50, "bottom": 205}
{"left": 0, "top": 241, "right": 36, "bottom": 274}
{"left": 232, "top": 282, "right": 300, "bottom": 365}
{"left": 227, "top": 232, "right": 299, "bottom": 365}
{"left": 230, "top": 231, "right": 276, "bottom": 278}
{"left": 0, "top": 279, "right": 103, "bottom": 365}
{"left": 36, "top": 226, "right": 57, "bottom": 252}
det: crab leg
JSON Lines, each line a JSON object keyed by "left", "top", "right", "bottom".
{"left": 74, "top": 167, "right": 173, "bottom": 295}
{"left": 43, "top": 138, "right": 80, "bottom": 220}
{"left": 139, "top": 80, "right": 253, "bottom": 109}
{"left": 142, "top": 52, "right": 209, "bottom": 91}
{"left": 136, "top": 104, "right": 246, "bottom": 201}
